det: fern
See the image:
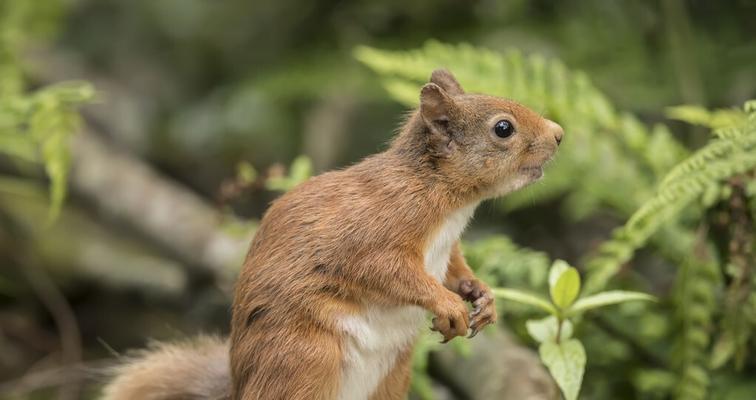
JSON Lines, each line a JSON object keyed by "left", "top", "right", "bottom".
{"left": 672, "top": 254, "right": 720, "bottom": 400}
{"left": 666, "top": 105, "right": 746, "bottom": 130}
{"left": 463, "top": 235, "right": 551, "bottom": 291}
{"left": 584, "top": 101, "right": 756, "bottom": 293}
{"left": 0, "top": 0, "right": 94, "bottom": 220}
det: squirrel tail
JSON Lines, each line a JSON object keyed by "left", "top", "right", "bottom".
{"left": 101, "top": 335, "right": 230, "bottom": 400}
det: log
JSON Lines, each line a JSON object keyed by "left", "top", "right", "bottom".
{"left": 433, "top": 329, "right": 559, "bottom": 400}
{"left": 69, "top": 130, "right": 253, "bottom": 283}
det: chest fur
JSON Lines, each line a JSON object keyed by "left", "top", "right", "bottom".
{"left": 423, "top": 204, "right": 477, "bottom": 281}
{"left": 336, "top": 204, "right": 476, "bottom": 400}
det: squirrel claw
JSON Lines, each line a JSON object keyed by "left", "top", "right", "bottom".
{"left": 467, "top": 328, "right": 479, "bottom": 339}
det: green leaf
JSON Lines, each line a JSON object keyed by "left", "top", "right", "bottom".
{"left": 550, "top": 267, "right": 581, "bottom": 309}
{"left": 526, "top": 316, "right": 573, "bottom": 343}
{"left": 567, "top": 290, "right": 656, "bottom": 315}
{"left": 709, "top": 331, "right": 735, "bottom": 370}
{"left": 288, "top": 155, "right": 313, "bottom": 185}
{"left": 539, "top": 339, "right": 586, "bottom": 400}
{"left": 549, "top": 259, "right": 570, "bottom": 288}
{"left": 237, "top": 161, "right": 257, "bottom": 184}
{"left": 665, "top": 105, "right": 744, "bottom": 130}
{"left": 492, "top": 288, "right": 557, "bottom": 315}
{"left": 0, "top": 134, "right": 38, "bottom": 162}
{"left": 265, "top": 156, "right": 313, "bottom": 192}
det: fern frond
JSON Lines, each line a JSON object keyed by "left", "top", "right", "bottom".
{"left": 463, "top": 235, "right": 551, "bottom": 290}
{"left": 666, "top": 105, "right": 745, "bottom": 130}
{"left": 584, "top": 101, "right": 756, "bottom": 293}
{"left": 0, "top": 1, "right": 94, "bottom": 221}
{"left": 672, "top": 255, "right": 720, "bottom": 400}
{"left": 660, "top": 110, "right": 756, "bottom": 187}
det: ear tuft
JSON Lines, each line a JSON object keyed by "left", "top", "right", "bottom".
{"left": 420, "top": 83, "right": 452, "bottom": 123}
{"left": 419, "top": 83, "right": 457, "bottom": 157}
{"left": 430, "top": 69, "right": 465, "bottom": 96}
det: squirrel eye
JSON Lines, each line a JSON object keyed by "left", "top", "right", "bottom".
{"left": 494, "top": 120, "right": 515, "bottom": 138}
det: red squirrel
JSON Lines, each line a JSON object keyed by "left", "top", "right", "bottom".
{"left": 102, "top": 69, "right": 563, "bottom": 400}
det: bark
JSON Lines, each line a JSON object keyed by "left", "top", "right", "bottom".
{"left": 69, "top": 130, "right": 252, "bottom": 282}
{"left": 433, "top": 329, "right": 559, "bottom": 400}
{"left": 0, "top": 180, "right": 187, "bottom": 294}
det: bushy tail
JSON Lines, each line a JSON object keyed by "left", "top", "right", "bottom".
{"left": 101, "top": 335, "right": 230, "bottom": 400}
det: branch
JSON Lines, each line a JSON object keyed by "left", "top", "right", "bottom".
{"left": 69, "top": 130, "right": 253, "bottom": 281}
{"left": 431, "top": 329, "right": 559, "bottom": 400}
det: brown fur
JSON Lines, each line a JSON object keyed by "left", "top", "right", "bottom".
{"left": 101, "top": 69, "right": 563, "bottom": 400}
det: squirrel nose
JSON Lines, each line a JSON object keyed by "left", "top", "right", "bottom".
{"left": 546, "top": 120, "right": 564, "bottom": 146}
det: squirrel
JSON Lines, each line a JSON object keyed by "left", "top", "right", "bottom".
{"left": 101, "top": 69, "right": 563, "bottom": 400}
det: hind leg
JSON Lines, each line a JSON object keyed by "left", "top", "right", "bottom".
{"left": 231, "top": 326, "right": 342, "bottom": 400}
{"left": 369, "top": 344, "right": 414, "bottom": 400}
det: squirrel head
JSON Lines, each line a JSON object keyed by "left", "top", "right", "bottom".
{"left": 401, "top": 69, "right": 564, "bottom": 200}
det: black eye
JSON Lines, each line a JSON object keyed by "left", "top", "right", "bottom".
{"left": 494, "top": 120, "right": 514, "bottom": 138}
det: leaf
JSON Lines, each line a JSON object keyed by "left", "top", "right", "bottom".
{"left": 0, "top": 134, "right": 38, "bottom": 162}
{"left": 237, "top": 161, "right": 257, "bottom": 184}
{"left": 539, "top": 339, "right": 586, "bottom": 400}
{"left": 710, "top": 331, "right": 735, "bottom": 370}
{"left": 526, "top": 315, "right": 573, "bottom": 343}
{"left": 288, "top": 155, "right": 312, "bottom": 185}
{"left": 549, "top": 259, "right": 570, "bottom": 288}
{"left": 551, "top": 267, "right": 581, "bottom": 309}
{"left": 665, "top": 105, "right": 744, "bottom": 130}
{"left": 492, "top": 288, "right": 557, "bottom": 315}
{"left": 265, "top": 156, "right": 313, "bottom": 192}
{"left": 567, "top": 290, "right": 656, "bottom": 315}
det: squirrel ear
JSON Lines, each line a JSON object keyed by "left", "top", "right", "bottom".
{"left": 420, "top": 83, "right": 457, "bottom": 157}
{"left": 430, "top": 69, "right": 465, "bottom": 96}
{"left": 420, "top": 83, "right": 454, "bottom": 126}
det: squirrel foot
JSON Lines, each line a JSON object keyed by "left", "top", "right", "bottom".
{"left": 429, "top": 292, "right": 470, "bottom": 343}
{"left": 458, "top": 280, "right": 497, "bottom": 338}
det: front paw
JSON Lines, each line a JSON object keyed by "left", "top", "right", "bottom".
{"left": 459, "top": 280, "right": 497, "bottom": 338}
{"left": 429, "top": 292, "right": 470, "bottom": 343}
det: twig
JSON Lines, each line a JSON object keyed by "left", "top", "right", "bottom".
{"left": 0, "top": 359, "right": 113, "bottom": 396}
{"left": 21, "top": 265, "right": 83, "bottom": 400}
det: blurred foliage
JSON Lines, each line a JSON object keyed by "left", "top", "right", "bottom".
{"left": 0, "top": 0, "right": 94, "bottom": 220}
{"left": 2, "top": 1, "right": 756, "bottom": 400}
{"left": 265, "top": 156, "right": 314, "bottom": 192}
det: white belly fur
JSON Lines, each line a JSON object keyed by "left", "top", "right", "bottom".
{"left": 336, "top": 204, "right": 477, "bottom": 400}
